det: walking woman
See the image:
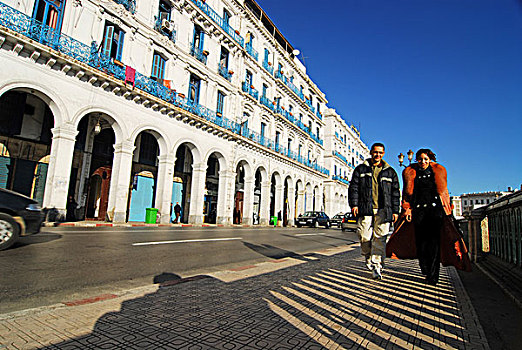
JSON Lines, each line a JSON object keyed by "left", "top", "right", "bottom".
{"left": 386, "top": 149, "right": 471, "bottom": 285}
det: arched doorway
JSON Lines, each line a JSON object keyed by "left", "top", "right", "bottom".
{"left": 253, "top": 168, "right": 263, "bottom": 225}
{"left": 68, "top": 114, "right": 116, "bottom": 221}
{"left": 172, "top": 143, "right": 195, "bottom": 224}
{"left": 234, "top": 163, "right": 245, "bottom": 224}
{"left": 0, "top": 90, "right": 54, "bottom": 202}
{"left": 128, "top": 131, "right": 160, "bottom": 222}
{"left": 204, "top": 153, "right": 220, "bottom": 224}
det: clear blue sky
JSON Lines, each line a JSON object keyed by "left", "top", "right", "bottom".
{"left": 257, "top": 0, "right": 522, "bottom": 195}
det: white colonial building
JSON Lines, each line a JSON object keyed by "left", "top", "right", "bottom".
{"left": 0, "top": 0, "right": 367, "bottom": 225}
{"left": 322, "top": 108, "right": 369, "bottom": 217}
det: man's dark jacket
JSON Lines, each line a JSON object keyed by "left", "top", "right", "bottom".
{"left": 348, "top": 159, "right": 400, "bottom": 222}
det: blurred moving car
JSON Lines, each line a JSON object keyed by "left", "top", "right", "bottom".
{"left": 0, "top": 188, "right": 45, "bottom": 250}
{"left": 341, "top": 212, "right": 358, "bottom": 232}
{"left": 330, "top": 213, "right": 344, "bottom": 228}
{"left": 296, "top": 211, "right": 330, "bottom": 228}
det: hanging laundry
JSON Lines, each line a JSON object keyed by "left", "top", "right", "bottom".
{"left": 125, "top": 66, "right": 136, "bottom": 87}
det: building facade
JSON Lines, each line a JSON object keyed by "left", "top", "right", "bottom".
{"left": 322, "top": 108, "right": 369, "bottom": 216}
{"left": 0, "top": 0, "right": 366, "bottom": 225}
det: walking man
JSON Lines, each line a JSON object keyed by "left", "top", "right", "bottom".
{"left": 348, "top": 142, "right": 400, "bottom": 280}
{"left": 173, "top": 202, "right": 182, "bottom": 223}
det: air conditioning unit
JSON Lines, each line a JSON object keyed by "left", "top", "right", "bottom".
{"left": 161, "top": 19, "right": 173, "bottom": 32}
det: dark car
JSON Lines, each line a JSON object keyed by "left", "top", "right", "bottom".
{"left": 296, "top": 211, "right": 330, "bottom": 228}
{"left": 0, "top": 188, "right": 45, "bottom": 250}
{"left": 341, "top": 212, "right": 358, "bottom": 232}
{"left": 330, "top": 213, "right": 344, "bottom": 228}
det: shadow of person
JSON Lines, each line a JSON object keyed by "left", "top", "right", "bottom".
{"left": 243, "top": 241, "right": 311, "bottom": 261}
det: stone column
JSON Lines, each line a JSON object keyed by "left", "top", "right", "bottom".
{"left": 275, "top": 184, "right": 283, "bottom": 224}
{"left": 259, "top": 180, "right": 271, "bottom": 225}
{"left": 287, "top": 182, "right": 296, "bottom": 226}
{"left": 217, "top": 169, "right": 234, "bottom": 225}
{"left": 297, "top": 189, "right": 305, "bottom": 216}
{"left": 241, "top": 176, "right": 255, "bottom": 225}
{"left": 108, "top": 140, "right": 135, "bottom": 223}
{"left": 188, "top": 162, "right": 207, "bottom": 224}
{"left": 305, "top": 187, "right": 313, "bottom": 212}
{"left": 43, "top": 123, "right": 78, "bottom": 218}
{"left": 155, "top": 153, "right": 176, "bottom": 224}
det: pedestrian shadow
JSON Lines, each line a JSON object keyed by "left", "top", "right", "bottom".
{"left": 38, "top": 251, "right": 484, "bottom": 349}
{"left": 242, "top": 241, "right": 312, "bottom": 261}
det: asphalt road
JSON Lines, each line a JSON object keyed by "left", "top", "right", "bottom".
{"left": 1, "top": 225, "right": 358, "bottom": 313}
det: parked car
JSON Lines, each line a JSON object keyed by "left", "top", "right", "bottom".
{"left": 330, "top": 213, "right": 344, "bottom": 228}
{"left": 296, "top": 211, "right": 330, "bottom": 228}
{"left": 0, "top": 188, "right": 45, "bottom": 250}
{"left": 341, "top": 212, "right": 358, "bottom": 232}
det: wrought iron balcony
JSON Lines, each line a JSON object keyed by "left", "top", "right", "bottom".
{"left": 218, "top": 64, "right": 233, "bottom": 81}
{"left": 113, "top": 0, "right": 136, "bottom": 14}
{"left": 242, "top": 81, "right": 259, "bottom": 100}
{"left": 245, "top": 43, "right": 258, "bottom": 61}
{"left": 260, "top": 96, "right": 275, "bottom": 111}
{"left": 0, "top": 1, "right": 330, "bottom": 176}
{"left": 333, "top": 151, "right": 348, "bottom": 164}
{"left": 332, "top": 175, "right": 350, "bottom": 185}
{"left": 154, "top": 17, "right": 176, "bottom": 42}
{"left": 190, "top": 46, "right": 208, "bottom": 65}
{"left": 262, "top": 60, "right": 274, "bottom": 75}
{"left": 189, "top": 0, "right": 244, "bottom": 47}
{"left": 315, "top": 109, "right": 322, "bottom": 120}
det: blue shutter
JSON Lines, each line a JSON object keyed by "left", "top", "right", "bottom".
{"left": 102, "top": 25, "right": 114, "bottom": 58}
{"left": 116, "top": 30, "right": 125, "bottom": 61}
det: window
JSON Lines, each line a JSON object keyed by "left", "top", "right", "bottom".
{"left": 316, "top": 127, "right": 320, "bottom": 138}
{"left": 262, "top": 84, "right": 268, "bottom": 98}
{"left": 216, "top": 91, "right": 225, "bottom": 116}
{"left": 245, "top": 70, "right": 253, "bottom": 86}
{"left": 287, "top": 138, "right": 292, "bottom": 151}
{"left": 241, "top": 113, "right": 249, "bottom": 136}
{"left": 278, "top": 63, "right": 283, "bottom": 74}
{"left": 308, "top": 121, "right": 312, "bottom": 132}
{"left": 334, "top": 165, "right": 337, "bottom": 175}
{"left": 299, "top": 113, "right": 303, "bottom": 122}
{"left": 151, "top": 52, "right": 166, "bottom": 81}
{"left": 223, "top": 9, "right": 230, "bottom": 26}
{"left": 487, "top": 199, "right": 490, "bottom": 204}
{"left": 246, "top": 32, "right": 254, "bottom": 48}
{"left": 32, "top": 0, "right": 65, "bottom": 31}
{"left": 264, "top": 48, "right": 270, "bottom": 63}
{"left": 308, "top": 150, "right": 311, "bottom": 160}
{"left": 192, "top": 25, "right": 204, "bottom": 51}
{"left": 188, "top": 74, "right": 201, "bottom": 105}
{"left": 260, "top": 122, "right": 266, "bottom": 138}
{"left": 138, "top": 133, "right": 159, "bottom": 166}
{"left": 275, "top": 131, "right": 280, "bottom": 147}
{"left": 289, "top": 105, "right": 293, "bottom": 114}
{"left": 298, "top": 144, "right": 302, "bottom": 157}
{"left": 220, "top": 47, "right": 229, "bottom": 69}
{"left": 102, "top": 22, "right": 125, "bottom": 61}
{"left": 158, "top": 0, "right": 171, "bottom": 22}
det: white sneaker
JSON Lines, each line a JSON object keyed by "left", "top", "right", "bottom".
{"left": 365, "top": 257, "right": 373, "bottom": 271}
{"left": 372, "top": 267, "right": 382, "bottom": 280}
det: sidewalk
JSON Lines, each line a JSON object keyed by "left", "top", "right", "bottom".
{"left": 0, "top": 244, "right": 489, "bottom": 349}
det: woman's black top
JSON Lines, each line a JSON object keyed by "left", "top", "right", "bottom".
{"left": 412, "top": 165, "right": 442, "bottom": 214}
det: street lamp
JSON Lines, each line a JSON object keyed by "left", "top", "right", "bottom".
{"left": 398, "top": 149, "right": 414, "bottom": 167}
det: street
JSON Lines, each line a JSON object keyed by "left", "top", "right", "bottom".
{"left": 1, "top": 226, "right": 358, "bottom": 313}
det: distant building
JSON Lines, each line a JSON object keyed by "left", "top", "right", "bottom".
{"left": 451, "top": 196, "right": 462, "bottom": 218}
{"left": 322, "top": 108, "right": 369, "bottom": 216}
{"left": 460, "top": 189, "right": 515, "bottom": 215}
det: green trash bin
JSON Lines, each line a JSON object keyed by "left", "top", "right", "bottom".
{"left": 270, "top": 216, "right": 278, "bottom": 226}
{"left": 145, "top": 208, "right": 158, "bottom": 224}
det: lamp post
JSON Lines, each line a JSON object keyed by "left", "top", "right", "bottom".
{"left": 398, "top": 149, "right": 414, "bottom": 168}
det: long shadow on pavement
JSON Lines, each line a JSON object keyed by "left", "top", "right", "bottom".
{"left": 39, "top": 246, "right": 483, "bottom": 349}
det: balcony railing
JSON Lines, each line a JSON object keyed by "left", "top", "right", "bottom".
{"left": 218, "top": 64, "right": 232, "bottom": 81}
{"left": 154, "top": 17, "right": 176, "bottom": 42}
{"left": 262, "top": 60, "right": 274, "bottom": 75}
{"left": 275, "top": 106, "right": 323, "bottom": 146}
{"left": 260, "top": 96, "right": 275, "bottom": 112}
{"left": 242, "top": 81, "right": 259, "bottom": 100}
{"left": 0, "top": 1, "right": 329, "bottom": 176}
{"left": 333, "top": 151, "right": 348, "bottom": 164}
{"left": 113, "top": 0, "right": 136, "bottom": 14}
{"left": 189, "top": 0, "right": 244, "bottom": 47}
{"left": 190, "top": 46, "right": 208, "bottom": 65}
{"left": 245, "top": 44, "right": 258, "bottom": 61}
{"left": 332, "top": 175, "right": 350, "bottom": 185}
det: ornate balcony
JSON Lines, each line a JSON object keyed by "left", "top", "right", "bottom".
{"left": 260, "top": 96, "right": 275, "bottom": 111}
{"left": 113, "top": 0, "right": 136, "bottom": 14}
{"left": 190, "top": 46, "right": 208, "bottom": 65}
{"left": 262, "top": 60, "right": 274, "bottom": 75}
{"left": 189, "top": 0, "right": 244, "bottom": 47}
{"left": 333, "top": 151, "right": 348, "bottom": 164}
{"left": 245, "top": 44, "right": 258, "bottom": 61}
{"left": 218, "top": 64, "right": 232, "bottom": 81}
{"left": 332, "top": 175, "right": 350, "bottom": 185}
{"left": 242, "top": 81, "right": 259, "bottom": 100}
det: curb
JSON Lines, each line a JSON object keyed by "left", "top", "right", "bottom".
{"left": 43, "top": 222, "right": 280, "bottom": 228}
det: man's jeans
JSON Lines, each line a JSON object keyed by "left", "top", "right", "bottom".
{"left": 356, "top": 209, "right": 390, "bottom": 270}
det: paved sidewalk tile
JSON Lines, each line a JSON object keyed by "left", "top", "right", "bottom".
{"left": 0, "top": 246, "right": 489, "bottom": 349}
